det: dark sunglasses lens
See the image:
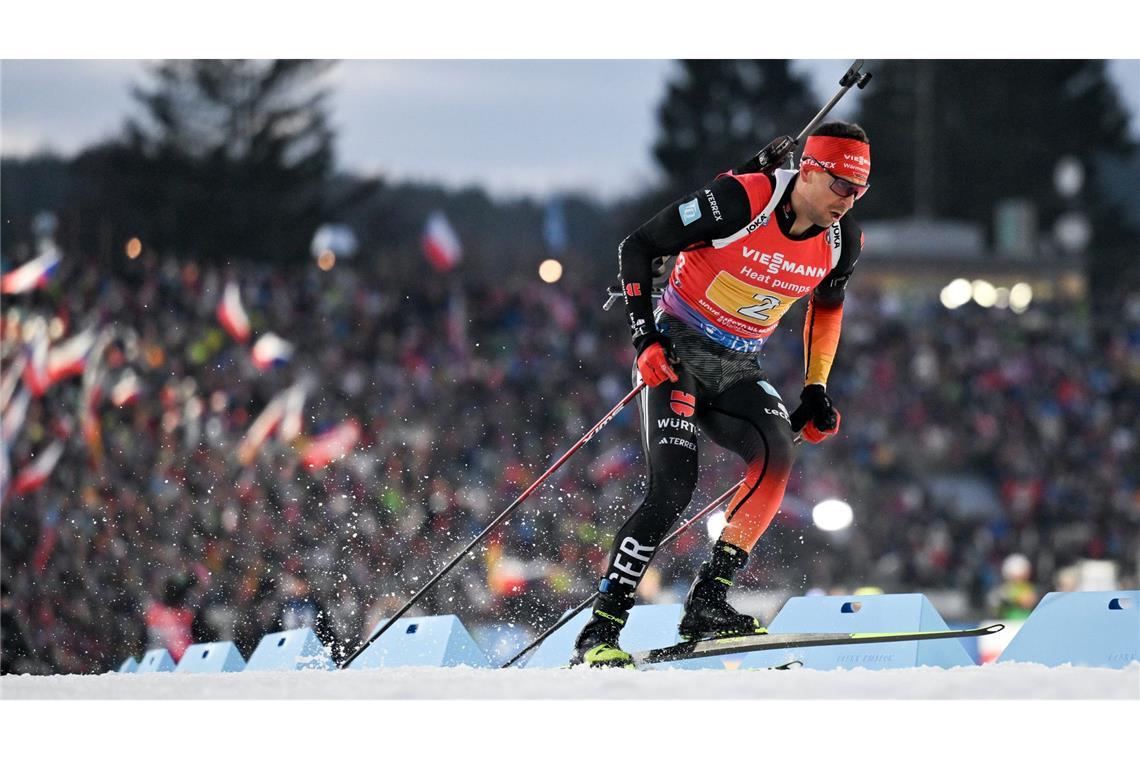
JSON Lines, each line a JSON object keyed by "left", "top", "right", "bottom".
{"left": 831, "top": 177, "right": 868, "bottom": 199}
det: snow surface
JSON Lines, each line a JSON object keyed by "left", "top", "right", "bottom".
{"left": 3, "top": 662, "right": 1138, "bottom": 699}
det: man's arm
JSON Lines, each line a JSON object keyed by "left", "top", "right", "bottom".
{"left": 619, "top": 174, "right": 758, "bottom": 351}
{"left": 802, "top": 216, "right": 863, "bottom": 387}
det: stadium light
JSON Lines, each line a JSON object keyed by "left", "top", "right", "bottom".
{"left": 972, "top": 279, "right": 998, "bottom": 308}
{"left": 940, "top": 278, "right": 972, "bottom": 309}
{"left": 1009, "top": 282, "right": 1033, "bottom": 313}
{"left": 539, "top": 259, "right": 563, "bottom": 284}
{"left": 994, "top": 286, "right": 1010, "bottom": 309}
{"left": 812, "top": 499, "right": 854, "bottom": 532}
{"left": 706, "top": 509, "right": 727, "bottom": 540}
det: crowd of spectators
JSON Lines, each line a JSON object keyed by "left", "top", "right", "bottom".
{"left": 2, "top": 246, "right": 1137, "bottom": 674}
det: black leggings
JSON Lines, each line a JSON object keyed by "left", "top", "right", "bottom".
{"left": 599, "top": 361, "right": 797, "bottom": 594}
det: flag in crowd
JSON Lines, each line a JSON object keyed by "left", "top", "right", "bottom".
{"left": 216, "top": 281, "right": 251, "bottom": 342}
{"left": 237, "top": 383, "right": 307, "bottom": 465}
{"left": 300, "top": 419, "right": 362, "bottom": 470}
{"left": 1, "top": 388, "right": 31, "bottom": 445}
{"left": 1, "top": 246, "right": 61, "bottom": 295}
{"left": 251, "top": 332, "right": 295, "bottom": 370}
{"left": 46, "top": 328, "right": 96, "bottom": 385}
{"left": 21, "top": 328, "right": 50, "bottom": 397}
{"left": 111, "top": 370, "right": 142, "bottom": 407}
{"left": 422, "top": 211, "right": 462, "bottom": 272}
{"left": 13, "top": 439, "right": 65, "bottom": 495}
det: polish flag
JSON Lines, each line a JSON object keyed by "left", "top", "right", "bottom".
{"left": 111, "top": 371, "right": 142, "bottom": 407}
{"left": 300, "top": 419, "right": 362, "bottom": 470}
{"left": 237, "top": 392, "right": 286, "bottom": 465}
{"left": 46, "top": 329, "right": 97, "bottom": 385}
{"left": 421, "top": 212, "right": 462, "bottom": 272}
{"left": 217, "top": 282, "right": 251, "bottom": 342}
{"left": 1, "top": 388, "right": 30, "bottom": 443}
{"left": 22, "top": 330, "right": 51, "bottom": 397}
{"left": 1, "top": 247, "right": 61, "bottom": 295}
{"left": 251, "top": 332, "right": 294, "bottom": 370}
{"left": 0, "top": 354, "right": 26, "bottom": 411}
{"left": 13, "top": 439, "right": 65, "bottom": 494}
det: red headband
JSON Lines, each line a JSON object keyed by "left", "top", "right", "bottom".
{"left": 802, "top": 135, "right": 870, "bottom": 184}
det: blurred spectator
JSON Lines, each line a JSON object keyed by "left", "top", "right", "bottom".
{"left": 990, "top": 553, "right": 1039, "bottom": 620}
{"left": 144, "top": 573, "right": 197, "bottom": 661}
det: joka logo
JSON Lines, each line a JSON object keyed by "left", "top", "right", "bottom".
{"left": 624, "top": 282, "right": 642, "bottom": 297}
{"left": 670, "top": 390, "right": 696, "bottom": 418}
{"left": 678, "top": 198, "right": 702, "bottom": 226}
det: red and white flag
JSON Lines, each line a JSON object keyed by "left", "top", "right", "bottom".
{"left": 21, "top": 329, "right": 51, "bottom": 397}
{"left": 111, "top": 371, "right": 142, "bottom": 407}
{"left": 300, "top": 419, "right": 362, "bottom": 470}
{"left": 1, "top": 247, "right": 61, "bottom": 295}
{"left": 217, "top": 282, "right": 251, "bottom": 342}
{"left": 251, "top": 332, "right": 294, "bottom": 370}
{"left": 237, "top": 392, "right": 286, "bottom": 466}
{"left": 46, "top": 328, "right": 97, "bottom": 385}
{"left": 13, "top": 439, "right": 65, "bottom": 494}
{"left": 0, "top": 354, "right": 26, "bottom": 411}
{"left": 1, "top": 388, "right": 30, "bottom": 443}
{"left": 422, "top": 211, "right": 462, "bottom": 272}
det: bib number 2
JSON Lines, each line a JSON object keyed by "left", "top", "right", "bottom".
{"left": 738, "top": 294, "right": 781, "bottom": 322}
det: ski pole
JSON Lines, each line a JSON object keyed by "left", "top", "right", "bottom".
{"left": 339, "top": 380, "right": 648, "bottom": 669}
{"left": 501, "top": 434, "right": 803, "bottom": 667}
{"left": 500, "top": 477, "right": 743, "bottom": 668}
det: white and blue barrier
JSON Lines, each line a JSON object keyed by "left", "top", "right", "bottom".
{"left": 523, "top": 603, "right": 684, "bottom": 668}
{"left": 245, "top": 627, "right": 335, "bottom": 672}
{"left": 737, "top": 593, "right": 976, "bottom": 671}
{"left": 135, "top": 648, "right": 176, "bottom": 673}
{"left": 997, "top": 590, "right": 1139, "bottom": 668}
{"left": 174, "top": 641, "right": 246, "bottom": 673}
{"left": 347, "top": 614, "right": 492, "bottom": 669}
{"left": 112, "top": 591, "right": 1140, "bottom": 675}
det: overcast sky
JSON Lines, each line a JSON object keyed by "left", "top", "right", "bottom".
{"left": 2, "top": 59, "right": 1137, "bottom": 201}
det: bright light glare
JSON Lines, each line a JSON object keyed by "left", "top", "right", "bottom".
{"left": 941, "top": 278, "right": 972, "bottom": 309}
{"left": 706, "top": 510, "right": 727, "bottom": 541}
{"left": 972, "top": 279, "right": 997, "bottom": 308}
{"left": 539, "top": 259, "right": 563, "bottom": 284}
{"left": 812, "top": 499, "right": 854, "bottom": 532}
{"left": 1009, "top": 282, "right": 1033, "bottom": 313}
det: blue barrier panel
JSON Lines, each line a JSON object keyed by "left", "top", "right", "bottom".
{"left": 997, "top": 590, "right": 1139, "bottom": 668}
{"left": 136, "top": 648, "right": 176, "bottom": 673}
{"left": 523, "top": 603, "right": 684, "bottom": 668}
{"left": 348, "top": 614, "right": 492, "bottom": 669}
{"left": 738, "top": 593, "right": 975, "bottom": 671}
{"left": 174, "top": 641, "right": 246, "bottom": 673}
{"left": 117, "top": 656, "right": 139, "bottom": 674}
{"left": 246, "top": 628, "right": 335, "bottom": 672}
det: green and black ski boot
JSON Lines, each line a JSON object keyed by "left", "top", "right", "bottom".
{"left": 569, "top": 583, "right": 636, "bottom": 668}
{"left": 678, "top": 540, "right": 765, "bottom": 641}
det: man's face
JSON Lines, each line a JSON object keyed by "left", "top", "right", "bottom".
{"left": 799, "top": 166, "right": 865, "bottom": 226}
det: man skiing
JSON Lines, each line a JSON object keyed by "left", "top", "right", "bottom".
{"left": 571, "top": 121, "right": 870, "bottom": 667}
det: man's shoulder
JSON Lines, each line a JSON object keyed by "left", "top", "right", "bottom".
{"left": 721, "top": 171, "right": 775, "bottom": 217}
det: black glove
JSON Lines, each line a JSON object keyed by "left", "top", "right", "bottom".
{"left": 789, "top": 384, "right": 838, "bottom": 433}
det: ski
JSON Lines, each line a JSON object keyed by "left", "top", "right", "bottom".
{"left": 631, "top": 623, "right": 1005, "bottom": 666}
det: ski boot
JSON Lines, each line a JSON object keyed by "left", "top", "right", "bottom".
{"left": 678, "top": 540, "right": 765, "bottom": 641}
{"left": 569, "top": 583, "right": 636, "bottom": 668}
